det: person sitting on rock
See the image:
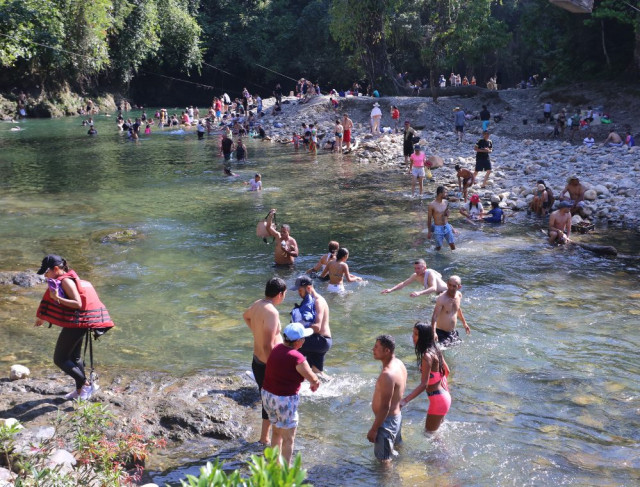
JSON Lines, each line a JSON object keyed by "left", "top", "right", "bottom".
{"left": 560, "top": 175, "right": 586, "bottom": 216}
{"left": 604, "top": 129, "right": 623, "bottom": 147}
{"left": 625, "top": 130, "right": 635, "bottom": 148}
{"left": 583, "top": 134, "right": 595, "bottom": 148}
{"left": 529, "top": 183, "right": 549, "bottom": 216}
{"left": 460, "top": 194, "right": 484, "bottom": 220}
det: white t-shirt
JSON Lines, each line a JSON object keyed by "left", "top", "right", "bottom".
{"left": 371, "top": 107, "right": 382, "bottom": 118}
{"left": 249, "top": 179, "right": 262, "bottom": 191}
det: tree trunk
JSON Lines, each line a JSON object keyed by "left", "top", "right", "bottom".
{"left": 601, "top": 20, "right": 611, "bottom": 68}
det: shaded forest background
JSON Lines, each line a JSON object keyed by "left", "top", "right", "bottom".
{"left": 0, "top": 0, "right": 638, "bottom": 106}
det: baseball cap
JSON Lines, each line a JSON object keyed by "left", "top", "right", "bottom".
{"left": 37, "top": 255, "right": 64, "bottom": 274}
{"left": 558, "top": 201, "right": 572, "bottom": 209}
{"left": 295, "top": 275, "right": 313, "bottom": 288}
{"left": 283, "top": 322, "right": 313, "bottom": 341}
{"left": 470, "top": 194, "right": 480, "bottom": 203}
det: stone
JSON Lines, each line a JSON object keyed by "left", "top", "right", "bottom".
{"left": 571, "top": 215, "right": 583, "bottom": 225}
{"left": 584, "top": 189, "right": 597, "bottom": 201}
{"left": 0, "top": 418, "right": 22, "bottom": 429}
{"left": 46, "top": 449, "right": 76, "bottom": 473}
{"left": 0, "top": 467, "right": 14, "bottom": 482}
{"left": 594, "top": 184, "right": 609, "bottom": 195}
{"left": 426, "top": 155, "right": 444, "bottom": 169}
{"left": 10, "top": 364, "right": 30, "bottom": 380}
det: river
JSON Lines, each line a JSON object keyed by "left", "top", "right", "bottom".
{"left": 1, "top": 115, "right": 639, "bottom": 486}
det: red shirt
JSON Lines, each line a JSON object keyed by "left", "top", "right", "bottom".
{"left": 391, "top": 108, "right": 400, "bottom": 120}
{"left": 263, "top": 344, "right": 306, "bottom": 396}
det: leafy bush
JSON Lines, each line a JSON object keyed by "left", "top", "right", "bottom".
{"left": 180, "top": 446, "right": 310, "bottom": 487}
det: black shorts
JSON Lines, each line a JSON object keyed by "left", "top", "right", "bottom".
{"left": 252, "top": 356, "right": 269, "bottom": 420}
{"left": 223, "top": 152, "right": 231, "bottom": 161}
{"left": 436, "top": 328, "right": 461, "bottom": 347}
{"left": 455, "top": 125, "right": 464, "bottom": 133}
{"left": 475, "top": 158, "right": 491, "bottom": 171}
{"left": 403, "top": 144, "right": 413, "bottom": 157}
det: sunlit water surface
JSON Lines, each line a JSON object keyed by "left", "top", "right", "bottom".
{"left": 1, "top": 115, "right": 639, "bottom": 486}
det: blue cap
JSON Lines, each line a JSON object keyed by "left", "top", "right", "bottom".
{"left": 283, "top": 322, "right": 313, "bottom": 341}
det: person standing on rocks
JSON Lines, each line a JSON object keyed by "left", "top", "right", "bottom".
{"left": 371, "top": 102, "right": 382, "bottom": 135}
{"left": 543, "top": 102, "right": 552, "bottom": 122}
{"left": 548, "top": 201, "right": 573, "bottom": 245}
{"left": 391, "top": 105, "right": 400, "bottom": 133}
{"left": 380, "top": 259, "right": 447, "bottom": 297}
{"left": 34, "top": 255, "right": 114, "bottom": 401}
{"left": 261, "top": 322, "right": 319, "bottom": 465}
{"left": 334, "top": 119, "right": 344, "bottom": 154}
{"left": 473, "top": 131, "right": 493, "bottom": 188}
{"left": 480, "top": 105, "right": 491, "bottom": 132}
{"left": 453, "top": 107, "right": 465, "bottom": 142}
{"left": 294, "top": 276, "right": 332, "bottom": 381}
{"left": 265, "top": 209, "right": 299, "bottom": 266}
{"left": 427, "top": 186, "right": 456, "bottom": 251}
{"left": 367, "top": 335, "right": 407, "bottom": 463}
{"left": 243, "top": 277, "right": 287, "bottom": 444}
{"left": 403, "top": 120, "right": 417, "bottom": 165}
{"left": 342, "top": 114, "right": 354, "bottom": 152}
{"left": 430, "top": 275, "right": 471, "bottom": 347}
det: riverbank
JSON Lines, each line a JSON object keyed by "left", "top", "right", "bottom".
{"left": 0, "top": 89, "right": 117, "bottom": 120}
{"left": 256, "top": 86, "right": 639, "bottom": 228}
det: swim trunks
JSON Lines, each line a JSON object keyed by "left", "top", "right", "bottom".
{"left": 455, "top": 125, "right": 464, "bottom": 133}
{"left": 251, "top": 355, "right": 269, "bottom": 420}
{"left": 327, "top": 283, "right": 345, "bottom": 293}
{"left": 412, "top": 167, "right": 425, "bottom": 178}
{"left": 431, "top": 223, "right": 455, "bottom": 248}
{"left": 374, "top": 413, "right": 402, "bottom": 461}
{"left": 343, "top": 130, "right": 351, "bottom": 143}
{"left": 436, "top": 328, "right": 461, "bottom": 347}
{"left": 299, "top": 335, "right": 332, "bottom": 371}
{"left": 475, "top": 158, "right": 491, "bottom": 171}
{"left": 261, "top": 389, "right": 300, "bottom": 429}
{"left": 482, "top": 120, "right": 490, "bottom": 131}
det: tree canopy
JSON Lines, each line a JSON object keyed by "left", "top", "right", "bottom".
{"left": 0, "top": 0, "right": 637, "bottom": 101}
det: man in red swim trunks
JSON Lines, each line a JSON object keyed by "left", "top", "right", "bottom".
{"left": 342, "top": 113, "right": 353, "bottom": 152}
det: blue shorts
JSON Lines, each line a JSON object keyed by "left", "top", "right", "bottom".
{"left": 482, "top": 120, "right": 490, "bottom": 131}
{"left": 374, "top": 414, "right": 402, "bottom": 460}
{"left": 431, "top": 223, "right": 455, "bottom": 248}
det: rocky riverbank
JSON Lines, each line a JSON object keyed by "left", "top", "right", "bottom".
{"left": 0, "top": 89, "right": 117, "bottom": 120}
{"left": 256, "top": 87, "right": 639, "bottom": 228}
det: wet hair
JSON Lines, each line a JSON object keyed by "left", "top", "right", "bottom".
{"left": 436, "top": 186, "right": 445, "bottom": 196}
{"left": 376, "top": 334, "right": 396, "bottom": 354}
{"left": 265, "top": 277, "right": 287, "bottom": 298}
{"left": 328, "top": 241, "right": 339, "bottom": 255}
{"left": 337, "top": 247, "right": 349, "bottom": 260}
{"left": 455, "top": 164, "right": 461, "bottom": 171}
{"left": 413, "top": 322, "right": 443, "bottom": 373}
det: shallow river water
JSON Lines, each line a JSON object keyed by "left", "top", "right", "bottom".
{"left": 1, "top": 114, "right": 639, "bottom": 486}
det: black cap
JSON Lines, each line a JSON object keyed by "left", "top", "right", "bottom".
{"left": 37, "top": 255, "right": 64, "bottom": 274}
{"left": 295, "top": 275, "right": 313, "bottom": 288}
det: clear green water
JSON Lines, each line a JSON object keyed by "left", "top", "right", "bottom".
{"left": 1, "top": 114, "right": 639, "bottom": 486}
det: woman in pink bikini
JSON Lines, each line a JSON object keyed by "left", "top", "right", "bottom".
{"left": 400, "top": 322, "right": 451, "bottom": 432}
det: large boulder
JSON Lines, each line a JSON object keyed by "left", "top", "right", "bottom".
{"left": 426, "top": 155, "right": 444, "bottom": 169}
{"left": 584, "top": 189, "right": 597, "bottom": 201}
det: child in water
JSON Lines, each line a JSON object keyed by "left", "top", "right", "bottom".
{"left": 244, "top": 173, "right": 262, "bottom": 191}
{"left": 483, "top": 201, "right": 505, "bottom": 223}
{"left": 292, "top": 132, "right": 301, "bottom": 149}
{"left": 145, "top": 124, "right": 151, "bottom": 135}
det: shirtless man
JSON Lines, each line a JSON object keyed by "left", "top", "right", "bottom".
{"left": 342, "top": 113, "right": 354, "bottom": 152}
{"left": 455, "top": 164, "right": 475, "bottom": 202}
{"left": 380, "top": 259, "right": 447, "bottom": 298}
{"left": 265, "top": 209, "right": 299, "bottom": 265}
{"left": 427, "top": 186, "right": 455, "bottom": 251}
{"left": 430, "top": 275, "right": 471, "bottom": 347}
{"left": 548, "top": 201, "right": 572, "bottom": 245}
{"left": 367, "top": 335, "right": 407, "bottom": 463}
{"left": 604, "top": 129, "right": 623, "bottom": 147}
{"left": 559, "top": 175, "right": 586, "bottom": 216}
{"left": 294, "top": 276, "right": 332, "bottom": 380}
{"left": 321, "top": 247, "right": 362, "bottom": 292}
{"left": 243, "top": 277, "right": 286, "bottom": 444}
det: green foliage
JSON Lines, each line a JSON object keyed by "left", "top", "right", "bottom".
{"left": 0, "top": 402, "right": 165, "bottom": 486}
{"left": 180, "top": 447, "right": 310, "bottom": 487}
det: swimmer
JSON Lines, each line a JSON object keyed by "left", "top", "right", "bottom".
{"left": 244, "top": 173, "right": 262, "bottom": 191}
{"left": 381, "top": 259, "right": 447, "bottom": 297}
{"left": 430, "top": 275, "right": 470, "bottom": 347}
{"left": 306, "top": 241, "right": 339, "bottom": 279}
{"left": 321, "top": 247, "right": 362, "bottom": 292}
{"left": 400, "top": 322, "right": 451, "bottom": 432}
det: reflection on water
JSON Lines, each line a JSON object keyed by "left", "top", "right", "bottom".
{"left": 1, "top": 116, "right": 639, "bottom": 486}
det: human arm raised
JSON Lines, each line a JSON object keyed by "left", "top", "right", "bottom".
{"left": 381, "top": 273, "right": 418, "bottom": 294}
{"left": 266, "top": 209, "right": 281, "bottom": 239}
